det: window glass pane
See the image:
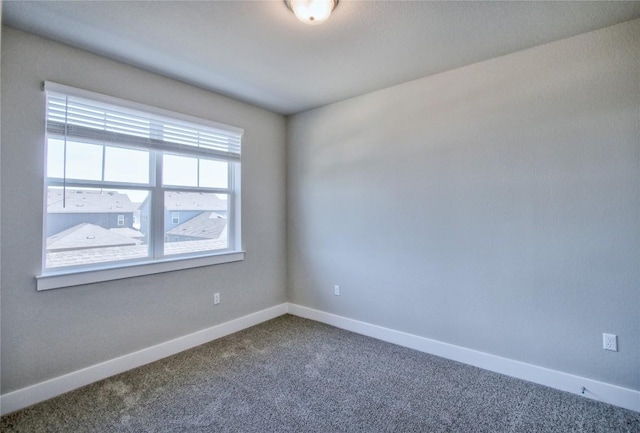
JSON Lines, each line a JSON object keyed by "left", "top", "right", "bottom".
{"left": 45, "top": 187, "right": 151, "bottom": 269}
{"left": 65, "top": 140, "right": 103, "bottom": 181}
{"left": 199, "top": 158, "right": 228, "bottom": 189}
{"left": 44, "top": 87, "right": 243, "bottom": 278}
{"left": 164, "top": 191, "right": 228, "bottom": 256}
{"left": 163, "top": 154, "right": 197, "bottom": 187}
{"left": 47, "top": 138, "right": 65, "bottom": 178}
{"left": 104, "top": 146, "right": 150, "bottom": 184}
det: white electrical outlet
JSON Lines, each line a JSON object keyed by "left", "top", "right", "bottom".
{"left": 214, "top": 292, "right": 221, "bottom": 305}
{"left": 603, "top": 333, "right": 617, "bottom": 351}
{"left": 334, "top": 285, "right": 340, "bottom": 296}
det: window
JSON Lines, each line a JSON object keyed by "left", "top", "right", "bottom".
{"left": 40, "top": 82, "right": 243, "bottom": 288}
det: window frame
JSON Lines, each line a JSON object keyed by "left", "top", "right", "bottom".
{"left": 37, "top": 82, "right": 244, "bottom": 291}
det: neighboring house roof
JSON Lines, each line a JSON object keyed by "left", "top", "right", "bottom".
{"left": 165, "top": 192, "right": 227, "bottom": 212}
{"left": 46, "top": 238, "right": 227, "bottom": 268}
{"left": 47, "top": 223, "right": 142, "bottom": 251}
{"left": 48, "top": 189, "right": 139, "bottom": 213}
{"left": 109, "top": 227, "right": 146, "bottom": 240}
{"left": 166, "top": 212, "right": 227, "bottom": 239}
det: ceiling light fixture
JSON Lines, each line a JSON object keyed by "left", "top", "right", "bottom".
{"left": 284, "top": 0, "right": 339, "bottom": 25}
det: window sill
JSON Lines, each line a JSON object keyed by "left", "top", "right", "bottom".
{"left": 36, "top": 251, "right": 245, "bottom": 291}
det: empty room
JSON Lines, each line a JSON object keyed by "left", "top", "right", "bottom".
{"left": 1, "top": 1, "right": 639, "bottom": 431}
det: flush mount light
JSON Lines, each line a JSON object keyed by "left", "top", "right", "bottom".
{"left": 284, "top": 0, "right": 339, "bottom": 25}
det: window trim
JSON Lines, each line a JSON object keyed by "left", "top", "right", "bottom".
{"left": 38, "top": 82, "right": 244, "bottom": 289}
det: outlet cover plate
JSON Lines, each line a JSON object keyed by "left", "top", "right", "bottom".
{"left": 603, "top": 333, "right": 617, "bottom": 351}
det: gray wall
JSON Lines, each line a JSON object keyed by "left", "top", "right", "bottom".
{"left": 1, "top": 27, "right": 287, "bottom": 393}
{"left": 287, "top": 19, "right": 640, "bottom": 390}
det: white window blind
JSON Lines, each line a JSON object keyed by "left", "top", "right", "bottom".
{"left": 44, "top": 81, "right": 243, "bottom": 161}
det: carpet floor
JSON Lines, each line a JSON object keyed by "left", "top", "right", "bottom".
{"left": 1, "top": 314, "right": 638, "bottom": 432}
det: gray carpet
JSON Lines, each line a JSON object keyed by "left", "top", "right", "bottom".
{"left": 1, "top": 315, "right": 638, "bottom": 432}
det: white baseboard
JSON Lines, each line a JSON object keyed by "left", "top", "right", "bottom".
{"left": 287, "top": 303, "right": 640, "bottom": 413}
{"left": 0, "top": 303, "right": 288, "bottom": 416}
{"left": 3, "top": 302, "right": 638, "bottom": 416}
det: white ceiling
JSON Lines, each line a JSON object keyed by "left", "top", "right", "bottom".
{"left": 3, "top": 1, "right": 640, "bottom": 115}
